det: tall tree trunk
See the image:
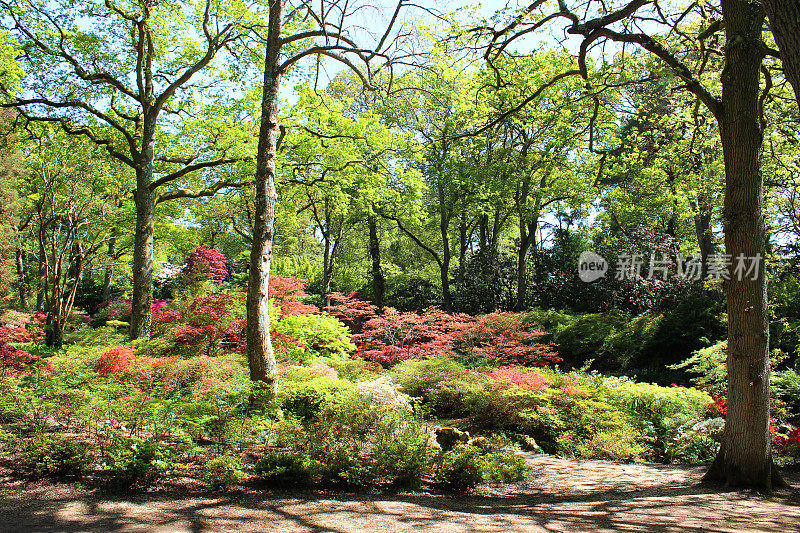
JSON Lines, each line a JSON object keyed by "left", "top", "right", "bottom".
{"left": 130, "top": 160, "right": 155, "bottom": 339}
{"left": 457, "top": 213, "right": 468, "bottom": 287}
{"left": 15, "top": 238, "right": 27, "bottom": 309}
{"left": 45, "top": 245, "right": 64, "bottom": 348}
{"left": 764, "top": 0, "right": 800, "bottom": 107}
{"left": 322, "top": 234, "right": 332, "bottom": 307}
{"left": 368, "top": 213, "right": 385, "bottom": 313}
{"left": 320, "top": 212, "right": 342, "bottom": 309}
{"left": 516, "top": 218, "right": 537, "bottom": 311}
{"left": 440, "top": 213, "right": 452, "bottom": 312}
{"left": 694, "top": 190, "right": 714, "bottom": 279}
{"left": 36, "top": 251, "right": 44, "bottom": 312}
{"left": 246, "top": 0, "right": 282, "bottom": 392}
{"left": 478, "top": 213, "right": 488, "bottom": 252}
{"left": 704, "top": 0, "right": 784, "bottom": 490}
{"left": 666, "top": 171, "right": 679, "bottom": 239}
{"left": 45, "top": 315, "right": 63, "bottom": 347}
{"left": 101, "top": 235, "right": 116, "bottom": 306}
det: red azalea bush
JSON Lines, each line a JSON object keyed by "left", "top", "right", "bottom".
{"left": 0, "top": 338, "right": 38, "bottom": 373}
{"left": 151, "top": 299, "right": 168, "bottom": 313}
{"left": 152, "top": 292, "right": 247, "bottom": 356}
{"left": 707, "top": 397, "right": 793, "bottom": 454}
{"left": 348, "top": 306, "right": 466, "bottom": 367}
{"left": 96, "top": 343, "right": 237, "bottom": 391}
{"left": 453, "top": 312, "right": 562, "bottom": 367}
{"left": 0, "top": 316, "right": 40, "bottom": 374}
{"left": 96, "top": 344, "right": 137, "bottom": 375}
{"left": 150, "top": 277, "right": 320, "bottom": 359}
{"left": 269, "top": 276, "right": 318, "bottom": 316}
{"left": 327, "top": 292, "right": 380, "bottom": 333}
{"left": 773, "top": 428, "right": 800, "bottom": 460}
{"left": 329, "top": 294, "right": 561, "bottom": 368}
{"left": 706, "top": 397, "right": 727, "bottom": 418}
{"left": 182, "top": 245, "right": 228, "bottom": 284}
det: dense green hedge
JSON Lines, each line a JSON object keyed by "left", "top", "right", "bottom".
{"left": 527, "top": 293, "right": 726, "bottom": 373}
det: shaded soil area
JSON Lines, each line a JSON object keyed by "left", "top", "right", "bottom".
{"left": 1, "top": 454, "right": 798, "bottom": 532}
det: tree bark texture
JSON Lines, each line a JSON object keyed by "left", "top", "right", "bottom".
{"left": 246, "top": 0, "right": 282, "bottom": 392}
{"left": 704, "top": 0, "right": 784, "bottom": 490}
{"left": 15, "top": 239, "right": 27, "bottom": 309}
{"left": 368, "top": 213, "right": 385, "bottom": 313}
{"left": 764, "top": 0, "right": 800, "bottom": 107}
{"left": 129, "top": 155, "right": 156, "bottom": 339}
{"left": 101, "top": 235, "right": 116, "bottom": 306}
{"left": 516, "top": 218, "right": 537, "bottom": 311}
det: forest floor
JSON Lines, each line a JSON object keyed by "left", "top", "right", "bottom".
{"left": 0, "top": 453, "right": 798, "bottom": 533}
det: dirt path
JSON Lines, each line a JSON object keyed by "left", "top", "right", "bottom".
{"left": 1, "top": 454, "right": 797, "bottom": 533}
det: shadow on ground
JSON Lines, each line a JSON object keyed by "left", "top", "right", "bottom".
{"left": 1, "top": 455, "right": 797, "bottom": 532}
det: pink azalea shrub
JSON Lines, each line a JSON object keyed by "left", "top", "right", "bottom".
{"left": 0, "top": 311, "right": 46, "bottom": 343}
{"left": 485, "top": 367, "right": 549, "bottom": 391}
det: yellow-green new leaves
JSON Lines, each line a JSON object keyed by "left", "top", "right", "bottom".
{"left": 0, "top": 30, "right": 21, "bottom": 101}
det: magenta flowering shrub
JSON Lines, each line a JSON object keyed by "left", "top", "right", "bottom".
{"left": 181, "top": 245, "right": 228, "bottom": 284}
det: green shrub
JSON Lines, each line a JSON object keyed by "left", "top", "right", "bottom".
{"left": 434, "top": 444, "right": 483, "bottom": 490}
{"left": 182, "top": 374, "right": 252, "bottom": 444}
{"left": 102, "top": 437, "right": 177, "bottom": 487}
{"left": 312, "top": 354, "right": 377, "bottom": 382}
{"left": 202, "top": 455, "right": 244, "bottom": 487}
{"left": 67, "top": 326, "right": 128, "bottom": 350}
{"left": 273, "top": 313, "right": 355, "bottom": 363}
{"left": 478, "top": 451, "right": 528, "bottom": 483}
{"left": 599, "top": 313, "right": 664, "bottom": 369}
{"left": 466, "top": 378, "right": 629, "bottom": 456}
{"left": 255, "top": 450, "right": 317, "bottom": 486}
{"left": 537, "top": 310, "right": 629, "bottom": 367}
{"left": 372, "top": 412, "right": 432, "bottom": 488}
{"left": 280, "top": 376, "right": 354, "bottom": 421}
{"left": 464, "top": 369, "right": 717, "bottom": 462}
{"left": 529, "top": 299, "right": 724, "bottom": 372}
{"left": 22, "top": 434, "right": 91, "bottom": 478}
{"left": 599, "top": 376, "right": 711, "bottom": 460}
{"left": 663, "top": 417, "right": 723, "bottom": 464}
{"left": 772, "top": 369, "right": 800, "bottom": 415}
{"left": 391, "top": 357, "right": 484, "bottom": 417}
{"left": 304, "top": 391, "right": 383, "bottom": 486}
{"left": 648, "top": 294, "right": 725, "bottom": 365}
{"left": 576, "top": 429, "right": 647, "bottom": 461}
{"left": 672, "top": 343, "right": 793, "bottom": 414}
{"left": 465, "top": 380, "right": 540, "bottom": 435}
{"left": 669, "top": 341, "right": 727, "bottom": 397}
{"left": 265, "top": 381, "right": 434, "bottom": 488}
